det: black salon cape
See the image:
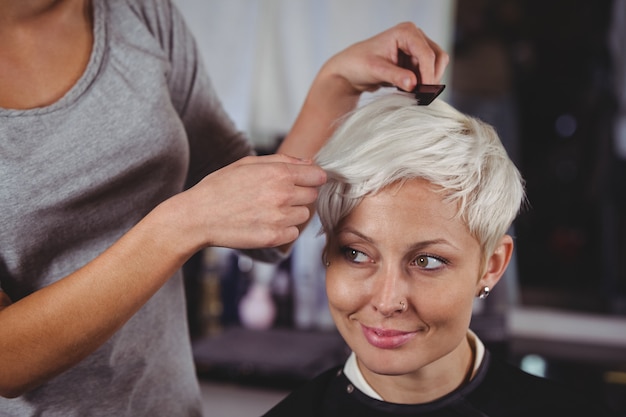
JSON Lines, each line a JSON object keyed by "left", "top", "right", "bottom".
{"left": 262, "top": 350, "right": 614, "bottom": 417}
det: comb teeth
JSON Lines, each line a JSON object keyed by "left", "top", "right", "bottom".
{"left": 412, "top": 84, "right": 446, "bottom": 105}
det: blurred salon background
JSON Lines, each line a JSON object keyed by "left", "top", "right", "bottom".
{"left": 174, "top": 1, "right": 626, "bottom": 415}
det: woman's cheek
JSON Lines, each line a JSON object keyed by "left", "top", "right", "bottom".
{"left": 326, "top": 269, "right": 363, "bottom": 312}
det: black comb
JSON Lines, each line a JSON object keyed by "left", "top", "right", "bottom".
{"left": 411, "top": 84, "right": 445, "bottom": 105}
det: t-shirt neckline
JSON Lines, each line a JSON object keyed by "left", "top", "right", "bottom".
{"left": 0, "top": 0, "right": 105, "bottom": 117}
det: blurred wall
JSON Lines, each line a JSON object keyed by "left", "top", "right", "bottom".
{"left": 173, "top": 0, "right": 456, "bottom": 147}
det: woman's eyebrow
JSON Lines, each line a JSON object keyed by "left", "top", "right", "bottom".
{"left": 406, "top": 238, "right": 460, "bottom": 252}
{"left": 336, "top": 228, "right": 374, "bottom": 243}
{"left": 337, "top": 228, "right": 459, "bottom": 251}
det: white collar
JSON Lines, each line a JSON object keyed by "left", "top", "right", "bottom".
{"left": 343, "top": 329, "right": 485, "bottom": 401}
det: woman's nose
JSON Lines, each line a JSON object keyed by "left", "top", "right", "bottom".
{"left": 371, "top": 266, "right": 408, "bottom": 316}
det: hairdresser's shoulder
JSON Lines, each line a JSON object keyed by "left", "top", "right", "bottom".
{"left": 113, "top": 0, "right": 179, "bottom": 31}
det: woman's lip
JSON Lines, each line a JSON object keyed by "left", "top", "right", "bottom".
{"left": 361, "top": 324, "right": 418, "bottom": 349}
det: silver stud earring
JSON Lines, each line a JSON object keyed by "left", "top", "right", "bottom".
{"left": 478, "top": 286, "right": 490, "bottom": 299}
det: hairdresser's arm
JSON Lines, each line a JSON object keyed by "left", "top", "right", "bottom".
{"left": 274, "top": 22, "right": 448, "bottom": 252}
{"left": 278, "top": 22, "right": 448, "bottom": 159}
{"left": 0, "top": 214, "right": 186, "bottom": 398}
{"left": 0, "top": 154, "right": 324, "bottom": 398}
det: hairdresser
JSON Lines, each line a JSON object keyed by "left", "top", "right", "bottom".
{"left": 0, "top": 0, "right": 447, "bottom": 415}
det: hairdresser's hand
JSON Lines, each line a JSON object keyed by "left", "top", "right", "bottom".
{"left": 0, "top": 155, "right": 324, "bottom": 396}
{"left": 323, "top": 22, "right": 448, "bottom": 96}
{"left": 279, "top": 22, "right": 448, "bottom": 159}
{"left": 171, "top": 154, "right": 326, "bottom": 252}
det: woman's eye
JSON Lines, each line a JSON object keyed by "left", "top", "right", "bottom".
{"left": 341, "top": 247, "right": 371, "bottom": 264}
{"left": 413, "top": 255, "right": 445, "bottom": 270}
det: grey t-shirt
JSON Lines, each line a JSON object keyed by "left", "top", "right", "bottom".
{"left": 0, "top": 0, "right": 252, "bottom": 415}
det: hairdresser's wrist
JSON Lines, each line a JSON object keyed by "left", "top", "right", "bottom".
{"left": 146, "top": 196, "right": 206, "bottom": 262}
{"left": 309, "top": 61, "right": 362, "bottom": 119}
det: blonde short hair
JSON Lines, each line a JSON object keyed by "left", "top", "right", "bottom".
{"left": 316, "top": 92, "right": 526, "bottom": 256}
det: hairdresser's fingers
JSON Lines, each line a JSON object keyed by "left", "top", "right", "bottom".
{"left": 394, "top": 22, "right": 449, "bottom": 85}
{"left": 231, "top": 155, "right": 327, "bottom": 190}
{"left": 234, "top": 153, "right": 314, "bottom": 167}
{"left": 283, "top": 160, "right": 328, "bottom": 189}
{"left": 236, "top": 154, "right": 327, "bottom": 189}
{"left": 428, "top": 37, "right": 449, "bottom": 82}
{"left": 324, "top": 22, "right": 449, "bottom": 94}
{"left": 179, "top": 155, "right": 325, "bottom": 250}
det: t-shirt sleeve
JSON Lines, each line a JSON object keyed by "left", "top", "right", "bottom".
{"left": 132, "top": 0, "right": 289, "bottom": 262}
{"left": 135, "top": 0, "right": 254, "bottom": 188}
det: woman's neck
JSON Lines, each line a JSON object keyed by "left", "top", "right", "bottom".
{"left": 0, "top": 0, "right": 66, "bottom": 25}
{"left": 0, "top": 0, "right": 93, "bottom": 109}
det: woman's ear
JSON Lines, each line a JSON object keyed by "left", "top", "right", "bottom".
{"left": 478, "top": 235, "right": 514, "bottom": 293}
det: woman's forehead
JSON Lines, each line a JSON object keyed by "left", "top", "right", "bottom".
{"left": 338, "top": 180, "right": 474, "bottom": 245}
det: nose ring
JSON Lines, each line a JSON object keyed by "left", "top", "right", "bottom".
{"left": 399, "top": 300, "right": 407, "bottom": 312}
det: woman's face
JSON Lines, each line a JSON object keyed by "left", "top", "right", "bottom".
{"left": 326, "top": 178, "right": 496, "bottom": 389}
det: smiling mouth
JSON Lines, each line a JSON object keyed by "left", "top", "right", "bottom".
{"left": 361, "top": 324, "right": 419, "bottom": 349}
